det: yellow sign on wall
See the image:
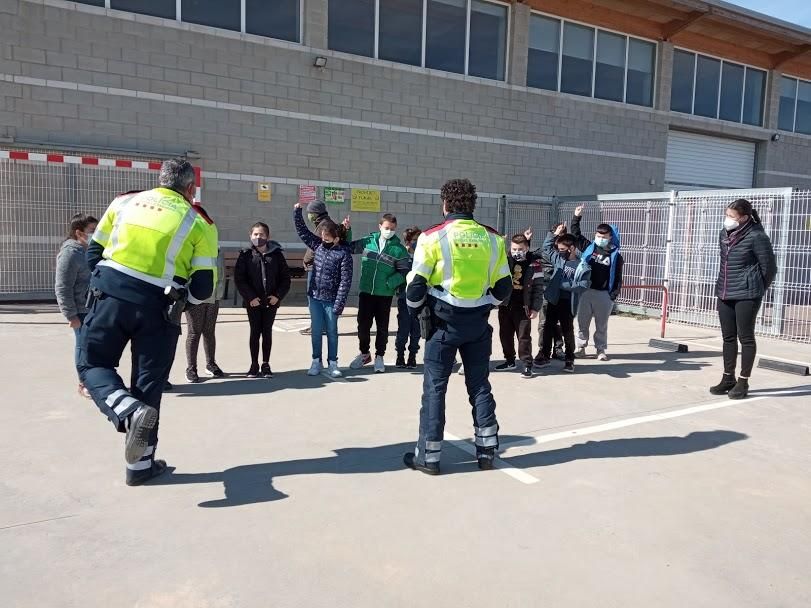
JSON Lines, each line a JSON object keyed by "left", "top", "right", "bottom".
{"left": 257, "top": 183, "right": 271, "bottom": 202}
{"left": 351, "top": 189, "right": 381, "bottom": 212}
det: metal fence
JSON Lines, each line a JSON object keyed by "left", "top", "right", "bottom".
{"left": 0, "top": 150, "right": 163, "bottom": 299}
{"left": 505, "top": 188, "right": 811, "bottom": 344}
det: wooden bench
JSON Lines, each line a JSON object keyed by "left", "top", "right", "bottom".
{"left": 222, "top": 248, "right": 308, "bottom": 306}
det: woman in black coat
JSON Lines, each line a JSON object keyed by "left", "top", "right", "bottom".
{"left": 711, "top": 198, "right": 776, "bottom": 400}
{"left": 234, "top": 222, "right": 291, "bottom": 378}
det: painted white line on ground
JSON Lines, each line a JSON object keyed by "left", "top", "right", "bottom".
{"left": 683, "top": 340, "right": 809, "bottom": 367}
{"left": 500, "top": 395, "right": 777, "bottom": 451}
{"left": 444, "top": 432, "right": 540, "bottom": 485}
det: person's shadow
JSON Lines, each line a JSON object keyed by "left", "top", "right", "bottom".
{"left": 152, "top": 430, "right": 746, "bottom": 508}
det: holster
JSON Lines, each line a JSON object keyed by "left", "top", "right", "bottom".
{"left": 164, "top": 286, "right": 189, "bottom": 327}
{"left": 418, "top": 307, "right": 434, "bottom": 340}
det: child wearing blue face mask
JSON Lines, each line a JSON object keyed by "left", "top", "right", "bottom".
{"left": 234, "top": 221, "right": 291, "bottom": 378}
{"left": 570, "top": 205, "right": 624, "bottom": 361}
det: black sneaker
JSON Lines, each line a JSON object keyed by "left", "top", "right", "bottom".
{"left": 728, "top": 378, "right": 749, "bottom": 400}
{"left": 406, "top": 354, "right": 417, "bottom": 369}
{"left": 477, "top": 448, "right": 496, "bottom": 470}
{"left": 395, "top": 354, "right": 407, "bottom": 368}
{"left": 403, "top": 452, "right": 440, "bottom": 476}
{"left": 521, "top": 364, "right": 533, "bottom": 379}
{"left": 534, "top": 356, "right": 551, "bottom": 368}
{"left": 261, "top": 363, "right": 273, "bottom": 378}
{"left": 205, "top": 363, "right": 225, "bottom": 378}
{"left": 124, "top": 404, "right": 158, "bottom": 465}
{"left": 709, "top": 374, "right": 737, "bottom": 395}
{"left": 246, "top": 364, "right": 260, "bottom": 378}
{"left": 563, "top": 361, "right": 575, "bottom": 373}
{"left": 185, "top": 368, "right": 200, "bottom": 384}
{"left": 495, "top": 360, "right": 516, "bottom": 371}
{"left": 126, "top": 459, "right": 169, "bottom": 486}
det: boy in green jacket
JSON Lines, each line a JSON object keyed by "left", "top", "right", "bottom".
{"left": 347, "top": 213, "right": 410, "bottom": 373}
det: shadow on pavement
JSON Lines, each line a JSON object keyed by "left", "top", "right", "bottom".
{"left": 171, "top": 371, "right": 368, "bottom": 397}
{"left": 152, "top": 430, "right": 746, "bottom": 508}
{"left": 748, "top": 385, "right": 811, "bottom": 398}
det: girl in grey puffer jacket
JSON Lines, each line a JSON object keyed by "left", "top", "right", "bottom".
{"left": 54, "top": 213, "right": 98, "bottom": 396}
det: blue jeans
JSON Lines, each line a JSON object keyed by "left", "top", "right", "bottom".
{"left": 309, "top": 298, "right": 339, "bottom": 362}
{"left": 73, "top": 313, "right": 87, "bottom": 376}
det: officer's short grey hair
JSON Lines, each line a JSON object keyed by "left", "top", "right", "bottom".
{"left": 159, "top": 158, "right": 195, "bottom": 192}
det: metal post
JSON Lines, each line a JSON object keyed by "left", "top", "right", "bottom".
{"left": 640, "top": 202, "right": 651, "bottom": 311}
{"left": 497, "top": 195, "right": 507, "bottom": 235}
{"left": 770, "top": 189, "right": 793, "bottom": 337}
{"left": 662, "top": 191, "right": 676, "bottom": 332}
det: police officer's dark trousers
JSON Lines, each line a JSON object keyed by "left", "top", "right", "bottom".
{"left": 416, "top": 314, "right": 498, "bottom": 466}
{"left": 78, "top": 292, "right": 180, "bottom": 473}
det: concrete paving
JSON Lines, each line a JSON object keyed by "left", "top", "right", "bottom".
{"left": 1, "top": 304, "right": 809, "bottom": 608}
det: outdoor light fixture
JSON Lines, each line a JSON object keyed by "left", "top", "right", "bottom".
{"left": 771, "top": 133, "right": 781, "bottom": 142}
{"left": 313, "top": 56, "right": 328, "bottom": 69}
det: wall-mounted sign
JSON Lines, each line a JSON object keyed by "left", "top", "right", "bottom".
{"left": 324, "top": 187, "right": 345, "bottom": 204}
{"left": 257, "top": 183, "right": 271, "bottom": 202}
{"left": 298, "top": 185, "right": 317, "bottom": 205}
{"left": 351, "top": 189, "right": 381, "bottom": 212}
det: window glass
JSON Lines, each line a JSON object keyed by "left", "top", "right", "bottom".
{"left": 778, "top": 76, "right": 798, "bottom": 132}
{"left": 560, "top": 22, "right": 594, "bottom": 97}
{"left": 378, "top": 0, "right": 423, "bottom": 66}
{"left": 182, "top": 0, "right": 240, "bottom": 31}
{"left": 468, "top": 0, "right": 508, "bottom": 80}
{"left": 671, "top": 50, "right": 695, "bottom": 113}
{"left": 328, "top": 0, "right": 375, "bottom": 57}
{"left": 594, "top": 30, "right": 625, "bottom": 102}
{"left": 527, "top": 15, "right": 560, "bottom": 91}
{"left": 718, "top": 62, "right": 744, "bottom": 122}
{"left": 693, "top": 54, "right": 721, "bottom": 118}
{"left": 626, "top": 38, "right": 654, "bottom": 107}
{"left": 111, "top": 0, "right": 176, "bottom": 19}
{"left": 75, "top": 0, "right": 104, "bottom": 6}
{"left": 796, "top": 80, "right": 811, "bottom": 135}
{"left": 426, "top": 0, "right": 467, "bottom": 74}
{"left": 742, "top": 67, "right": 765, "bottom": 127}
{"left": 246, "top": 0, "right": 300, "bottom": 42}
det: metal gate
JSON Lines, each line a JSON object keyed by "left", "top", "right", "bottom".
{"left": 504, "top": 188, "right": 811, "bottom": 344}
{"left": 0, "top": 149, "right": 182, "bottom": 299}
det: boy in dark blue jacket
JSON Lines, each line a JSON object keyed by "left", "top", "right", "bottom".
{"left": 570, "top": 205, "right": 624, "bottom": 361}
{"left": 395, "top": 226, "right": 422, "bottom": 369}
{"left": 537, "top": 225, "right": 591, "bottom": 372}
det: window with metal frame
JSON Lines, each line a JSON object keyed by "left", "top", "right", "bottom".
{"left": 527, "top": 13, "right": 655, "bottom": 107}
{"left": 110, "top": 0, "right": 176, "bottom": 19}
{"left": 670, "top": 49, "right": 766, "bottom": 126}
{"left": 246, "top": 0, "right": 300, "bottom": 43}
{"left": 778, "top": 75, "right": 811, "bottom": 135}
{"left": 327, "top": 0, "right": 509, "bottom": 81}
{"left": 74, "top": 0, "right": 104, "bottom": 6}
{"left": 182, "top": 0, "right": 240, "bottom": 32}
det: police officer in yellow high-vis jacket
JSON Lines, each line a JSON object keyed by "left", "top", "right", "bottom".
{"left": 403, "top": 179, "right": 512, "bottom": 475}
{"left": 78, "top": 158, "right": 218, "bottom": 486}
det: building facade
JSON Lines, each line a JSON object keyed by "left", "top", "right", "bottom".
{"left": 2, "top": 0, "right": 811, "bottom": 247}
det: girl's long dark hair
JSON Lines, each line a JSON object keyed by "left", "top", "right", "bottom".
{"left": 727, "top": 198, "right": 761, "bottom": 224}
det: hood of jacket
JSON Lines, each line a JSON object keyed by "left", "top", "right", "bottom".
{"left": 60, "top": 239, "right": 85, "bottom": 254}
{"left": 254, "top": 240, "right": 282, "bottom": 255}
{"left": 605, "top": 224, "right": 621, "bottom": 250}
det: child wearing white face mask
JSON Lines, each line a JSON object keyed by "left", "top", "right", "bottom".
{"left": 569, "top": 205, "right": 624, "bottom": 361}
{"left": 345, "top": 213, "right": 410, "bottom": 373}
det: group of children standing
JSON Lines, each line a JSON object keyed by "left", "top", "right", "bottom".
{"left": 228, "top": 200, "right": 623, "bottom": 379}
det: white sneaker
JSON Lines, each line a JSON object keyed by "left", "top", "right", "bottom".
{"left": 350, "top": 353, "right": 372, "bottom": 369}
{"left": 597, "top": 351, "right": 609, "bottom": 361}
{"left": 327, "top": 361, "right": 342, "bottom": 378}
{"left": 307, "top": 359, "right": 322, "bottom": 376}
{"left": 574, "top": 347, "right": 587, "bottom": 359}
{"left": 374, "top": 355, "right": 385, "bottom": 373}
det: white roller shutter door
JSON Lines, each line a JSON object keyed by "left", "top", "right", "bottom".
{"left": 665, "top": 131, "right": 756, "bottom": 190}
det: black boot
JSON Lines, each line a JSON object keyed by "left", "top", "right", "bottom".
{"left": 395, "top": 353, "right": 407, "bottom": 368}
{"left": 477, "top": 448, "right": 496, "bottom": 470}
{"left": 709, "top": 373, "right": 737, "bottom": 395}
{"left": 124, "top": 404, "right": 158, "bottom": 465}
{"left": 406, "top": 353, "right": 418, "bottom": 369}
{"left": 126, "top": 459, "right": 169, "bottom": 486}
{"left": 403, "top": 452, "right": 440, "bottom": 475}
{"left": 728, "top": 378, "right": 749, "bottom": 400}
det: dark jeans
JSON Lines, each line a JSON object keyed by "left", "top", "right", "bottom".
{"left": 542, "top": 299, "right": 575, "bottom": 362}
{"left": 717, "top": 298, "right": 761, "bottom": 378}
{"left": 395, "top": 294, "right": 420, "bottom": 356}
{"left": 247, "top": 305, "right": 278, "bottom": 366}
{"left": 536, "top": 301, "right": 563, "bottom": 353}
{"left": 415, "top": 318, "right": 498, "bottom": 465}
{"left": 498, "top": 304, "right": 532, "bottom": 364}
{"left": 73, "top": 313, "right": 87, "bottom": 377}
{"left": 357, "top": 292, "right": 393, "bottom": 356}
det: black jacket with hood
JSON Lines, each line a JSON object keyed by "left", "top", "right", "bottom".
{"left": 716, "top": 220, "right": 776, "bottom": 301}
{"left": 234, "top": 241, "right": 292, "bottom": 308}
